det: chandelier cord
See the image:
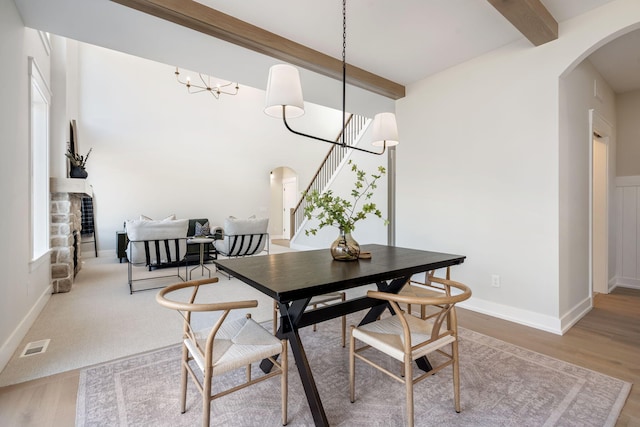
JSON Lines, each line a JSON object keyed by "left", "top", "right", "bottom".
{"left": 273, "top": 0, "right": 388, "bottom": 156}
{"left": 342, "top": 0, "right": 347, "bottom": 147}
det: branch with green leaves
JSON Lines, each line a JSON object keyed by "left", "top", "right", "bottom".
{"left": 303, "top": 160, "right": 388, "bottom": 235}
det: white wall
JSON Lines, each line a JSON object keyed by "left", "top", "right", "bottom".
{"left": 395, "top": 0, "right": 640, "bottom": 334}
{"left": 76, "top": 43, "right": 387, "bottom": 254}
{"left": 0, "top": 0, "right": 53, "bottom": 373}
{"left": 616, "top": 90, "right": 640, "bottom": 177}
{"left": 559, "top": 59, "right": 616, "bottom": 318}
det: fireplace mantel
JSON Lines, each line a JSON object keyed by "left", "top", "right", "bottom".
{"left": 50, "top": 177, "right": 93, "bottom": 197}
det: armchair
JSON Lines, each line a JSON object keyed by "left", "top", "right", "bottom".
{"left": 125, "top": 218, "right": 189, "bottom": 293}
{"left": 213, "top": 216, "right": 269, "bottom": 258}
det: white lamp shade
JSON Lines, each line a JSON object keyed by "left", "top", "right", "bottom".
{"left": 264, "top": 64, "right": 305, "bottom": 119}
{"left": 371, "top": 112, "right": 399, "bottom": 147}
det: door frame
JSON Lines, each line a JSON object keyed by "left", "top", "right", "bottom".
{"left": 282, "top": 177, "right": 297, "bottom": 239}
{"left": 589, "top": 109, "right": 612, "bottom": 296}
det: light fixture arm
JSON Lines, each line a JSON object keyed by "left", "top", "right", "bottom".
{"left": 175, "top": 67, "right": 239, "bottom": 99}
{"left": 281, "top": 107, "right": 386, "bottom": 155}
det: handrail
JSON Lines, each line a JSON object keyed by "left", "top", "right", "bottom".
{"left": 293, "top": 114, "right": 355, "bottom": 213}
{"left": 289, "top": 113, "right": 370, "bottom": 239}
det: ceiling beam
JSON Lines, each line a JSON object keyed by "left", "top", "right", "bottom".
{"left": 487, "top": 0, "right": 558, "bottom": 46}
{"left": 110, "top": 0, "right": 406, "bottom": 100}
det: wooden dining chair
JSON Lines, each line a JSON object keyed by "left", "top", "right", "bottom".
{"left": 399, "top": 267, "right": 451, "bottom": 320}
{"left": 156, "top": 277, "right": 288, "bottom": 427}
{"left": 272, "top": 291, "right": 347, "bottom": 347}
{"left": 349, "top": 277, "right": 472, "bottom": 427}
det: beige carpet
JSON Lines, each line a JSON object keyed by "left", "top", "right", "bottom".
{"left": 76, "top": 314, "right": 631, "bottom": 427}
{"left": 0, "top": 244, "right": 305, "bottom": 387}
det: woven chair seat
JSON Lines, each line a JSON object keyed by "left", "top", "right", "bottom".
{"left": 353, "top": 313, "right": 456, "bottom": 362}
{"left": 187, "top": 317, "right": 283, "bottom": 375}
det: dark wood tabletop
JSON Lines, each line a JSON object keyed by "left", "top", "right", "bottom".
{"left": 213, "top": 243, "right": 466, "bottom": 303}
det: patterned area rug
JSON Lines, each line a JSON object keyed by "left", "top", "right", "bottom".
{"left": 76, "top": 316, "right": 630, "bottom": 426}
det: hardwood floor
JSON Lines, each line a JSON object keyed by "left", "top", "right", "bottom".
{"left": 0, "top": 288, "right": 637, "bottom": 426}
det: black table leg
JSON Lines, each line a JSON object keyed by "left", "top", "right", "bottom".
{"left": 260, "top": 299, "right": 329, "bottom": 425}
{"left": 285, "top": 326, "right": 329, "bottom": 426}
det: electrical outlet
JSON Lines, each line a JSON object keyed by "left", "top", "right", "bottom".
{"left": 491, "top": 274, "right": 500, "bottom": 288}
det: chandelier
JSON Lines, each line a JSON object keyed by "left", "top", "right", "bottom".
{"left": 263, "top": 0, "right": 398, "bottom": 155}
{"left": 174, "top": 67, "right": 239, "bottom": 99}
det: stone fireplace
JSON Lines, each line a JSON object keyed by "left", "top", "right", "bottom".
{"left": 50, "top": 178, "right": 92, "bottom": 293}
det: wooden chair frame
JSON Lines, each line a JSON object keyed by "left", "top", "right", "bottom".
{"left": 349, "top": 277, "right": 471, "bottom": 427}
{"left": 402, "top": 267, "right": 451, "bottom": 320}
{"left": 157, "top": 278, "right": 288, "bottom": 427}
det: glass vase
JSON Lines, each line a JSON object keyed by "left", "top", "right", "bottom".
{"left": 330, "top": 228, "right": 360, "bottom": 261}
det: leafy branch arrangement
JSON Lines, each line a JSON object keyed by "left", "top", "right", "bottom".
{"left": 303, "top": 160, "right": 388, "bottom": 235}
{"left": 65, "top": 148, "right": 92, "bottom": 169}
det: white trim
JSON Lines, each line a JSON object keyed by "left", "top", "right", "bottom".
{"left": 588, "top": 109, "right": 613, "bottom": 296}
{"left": 0, "top": 285, "right": 52, "bottom": 373}
{"left": 559, "top": 297, "right": 592, "bottom": 334}
{"left": 28, "top": 57, "right": 52, "bottom": 100}
{"left": 612, "top": 276, "right": 640, "bottom": 289}
{"left": 458, "top": 297, "right": 563, "bottom": 335}
{"left": 29, "top": 249, "right": 51, "bottom": 273}
{"left": 38, "top": 31, "right": 51, "bottom": 56}
{"left": 616, "top": 175, "right": 640, "bottom": 187}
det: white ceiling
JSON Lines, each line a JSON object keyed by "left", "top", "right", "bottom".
{"left": 13, "top": 0, "right": 640, "bottom": 94}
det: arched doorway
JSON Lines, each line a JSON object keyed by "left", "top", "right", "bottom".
{"left": 269, "top": 167, "right": 298, "bottom": 241}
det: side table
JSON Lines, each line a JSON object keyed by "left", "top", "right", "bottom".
{"left": 187, "top": 237, "right": 215, "bottom": 279}
{"left": 116, "top": 231, "right": 128, "bottom": 263}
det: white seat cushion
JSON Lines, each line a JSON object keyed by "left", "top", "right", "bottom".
{"left": 352, "top": 313, "right": 456, "bottom": 362}
{"left": 185, "top": 317, "right": 282, "bottom": 375}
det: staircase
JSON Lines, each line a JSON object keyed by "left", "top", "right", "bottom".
{"left": 289, "top": 113, "right": 370, "bottom": 239}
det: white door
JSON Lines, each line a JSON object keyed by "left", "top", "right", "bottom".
{"left": 282, "top": 178, "right": 297, "bottom": 239}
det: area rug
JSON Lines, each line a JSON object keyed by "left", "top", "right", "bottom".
{"left": 76, "top": 316, "right": 631, "bottom": 427}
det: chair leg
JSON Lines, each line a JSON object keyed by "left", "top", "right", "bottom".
{"left": 281, "top": 340, "right": 288, "bottom": 426}
{"left": 203, "top": 367, "right": 212, "bottom": 427}
{"left": 312, "top": 304, "right": 318, "bottom": 332}
{"left": 349, "top": 326, "right": 356, "bottom": 403}
{"left": 452, "top": 340, "right": 461, "bottom": 413}
{"left": 341, "top": 293, "right": 346, "bottom": 347}
{"left": 180, "top": 345, "right": 189, "bottom": 414}
{"left": 405, "top": 357, "right": 414, "bottom": 427}
{"left": 272, "top": 300, "right": 278, "bottom": 335}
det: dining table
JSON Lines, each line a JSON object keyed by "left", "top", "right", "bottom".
{"left": 213, "top": 243, "right": 466, "bottom": 426}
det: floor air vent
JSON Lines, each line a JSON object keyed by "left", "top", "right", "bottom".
{"left": 20, "top": 339, "right": 50, "bottom": 357}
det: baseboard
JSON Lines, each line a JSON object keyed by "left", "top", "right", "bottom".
{"left": 0, "top": 284, "right": 52, "bottom": 373}
{"left": 559, "top": 296, "right": 592, "bottom": 334}
{"left": 459, "top": 297, "right": 564, "bottom": 335}
{"left": 612, "top": 276, "right": 640, "bottom": 290}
